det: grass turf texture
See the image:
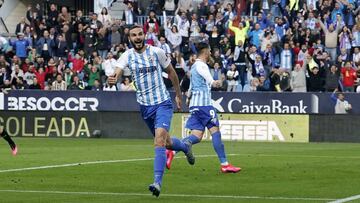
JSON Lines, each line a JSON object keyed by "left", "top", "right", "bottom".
{"left": 0, "top": 138, "right": 359, "bottom": 202}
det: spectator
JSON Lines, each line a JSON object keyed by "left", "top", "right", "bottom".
{"left": 318, "top": 17, "right": 341, "bottom": 61}
{"left": 164, "top": 20, "right": 182, "bottom": 52}
{"left": 175, "top": 0, "right": 194, "bottom": 14}
{"left": 47, "top": 4, "right": 59, "bottom": 28}
{"left": 28, "top": 77, "right": 41, "bottom": 89}
{"left": 158, "top": 36, "right": 171, "bottom": 57}
{"left": 58, "top": 6, "right": 72, "bottom": 25}
{"left": 84, "top": 64, "right": 100, "bottom": 89}
{"left": 290, "top": 63, "right": 306, "bottom": 92}
{"left": 325, "top": 64, "right": 340, "bottom": 92}
{"left": 68, "top": 75, "right": 85, "bottom": 90}
{"left": 228, "top": 17, "right": 250, "bottom": 46}
{"left": 331, "top": 89, "right": 352, "bottom": 114}
{"left": 341, "top": 61, "right": 357, "bottom": 92}
{"left": 120, "top": 77, "right": 135, "bottom": 91}
{"left": 98, "top": 7, "right": 112, "bottom": 28}
{"left": 36, "top": 30, "right": 55, "bottom": 63}
{"left": 91, "top": 79, "right": 102, "bottom": 91}
{"left": 15, "top": 17, "right": 28, "bottom": 35}
{"left": 24, "top": 64, "right": 36, "bottom": 86}
{"left": 9, "top": 33, "right": 30, "bottom": 61}
{"left": 97, "top": 28, "right": 110, "bottom": 59}
{"left": 123, "top": 2, "right": 138, "bottom": 26}
{"left": 280, "top": 42, "right": 294, "bottom": 72}
{"left": 12, "top": 76, "right": 27, "bottom": 90}
{"left": 144, "top": 10, "right": 160, "bottom": 35}
{"left": 51, "top": 74, "right": 67, "bottom": 90}
{"left": 164, "top": 0, "right": 176, "bottom": 16}
{"left": 307, "top": 65, "right": 325, "bottom": 92}
{"left": 226, "top": 64, "right": 239, "bottom": 92}
{"left": 210, "top": 62, "right": 226, "bottom": 91}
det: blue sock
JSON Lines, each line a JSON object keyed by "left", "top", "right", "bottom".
{"left": 170, "top": 137, "right": 188, "bottom": 153}
{"left": 154, "top": 147, "right": 166, "bottom": 185}
{"left": 211, "top": 131, "right": 227, "bottom": 164}
{"left": 182, "top": 135, "right": 200, "bottom": 145}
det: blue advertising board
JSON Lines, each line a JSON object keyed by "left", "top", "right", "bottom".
{"left": 0, "top": 90, "right": 359, "bottom": 114}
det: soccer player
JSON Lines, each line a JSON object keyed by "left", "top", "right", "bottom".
{"left": 0, "top": 127, "right": 17, "bottom": 155}
{"left": 166, "top": 43, "right": 241, "bottom": 173}
{"left": 108, "top": 25, "right": 194, "bottom": 197}
{"left": 0, "top": 90, "right": 17, "bottom": 155}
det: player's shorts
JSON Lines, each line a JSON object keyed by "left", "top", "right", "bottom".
{"left": 185, "top": 106, "right": 219, "bottom": 132}
{"left": 140, "top": 99, "right": 173, "bottom": 136}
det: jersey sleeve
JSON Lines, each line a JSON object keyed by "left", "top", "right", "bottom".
{"left": 115, "top": 51, "right": 129, "bottom": 69}
{"left": 153, "top": 47, "right": 171, "bottom": 70}
{"left": 196, "top": 63, "right": 214, "bottom": 85}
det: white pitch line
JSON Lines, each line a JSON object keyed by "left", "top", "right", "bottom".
{"left": 0, "top": 189, "right": 336, "bottom": 201}
{"left": 328, "top": 194, "right": 360, "bottom": 203}
{"left": 0, "top": 154, "right": 229, "bottom": 173}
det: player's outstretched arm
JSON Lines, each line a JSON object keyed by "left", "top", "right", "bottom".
{"left": 166, "top": 64, "right": 182, "bottom": 111}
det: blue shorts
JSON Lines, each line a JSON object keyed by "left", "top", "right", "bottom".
{"left": 185, "top": 106, "right": 220, "bottom": 132}
{"left": 140, "top": 99, "right": 173, "bottom": 136}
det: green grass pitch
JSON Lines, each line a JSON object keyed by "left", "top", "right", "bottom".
{"left": 0, "top": 138, "right": 360, "bottom": 203}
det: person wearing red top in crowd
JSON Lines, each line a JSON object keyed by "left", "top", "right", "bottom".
{"left": 143, "top": 10, "right": 160, "bottom": 35}
{"left": 34, "top": 67, "right": 47, "bottom": 89}
{"left": 68, "top": 52, "right": 85, "bottom": 74}
{"left": 341, "top": 62, "right": 357, "bottom": 92}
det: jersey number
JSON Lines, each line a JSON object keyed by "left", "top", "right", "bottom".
{"left": 209, "top": 110, "right": 216, "bottom": 118}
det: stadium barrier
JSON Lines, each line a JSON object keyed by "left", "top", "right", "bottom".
{"left": 1, "top": 91, "right": 359, "bottom": 142}
{"left": 1, "top": 91, "right": 360, "bottom": 114}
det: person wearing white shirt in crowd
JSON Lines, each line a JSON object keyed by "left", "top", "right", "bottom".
{"left": 98, "top": 7, "right": 112, "bottom": 28}
{"left": 175, "top": 0, "right": 194, "bottom": 14}
{"left": 164, "top": 20, "right": 182, "bottom": 52}
{"left": 290, "top": 63, "right": 307, "bottom": 92}
{"left": 102, "top": 52, "right": 119, "bottom": 77}
{"left": 352, "top": 47, "right": 360, "bottom": 65}
{"left": 24, "top": 65, "right": 35, "bottom": 85}
{"left": 307, "top": 0, "right": 318, "bottom": 10}
{"left": 175, "top": 11, "right": 190, "bottom": 45}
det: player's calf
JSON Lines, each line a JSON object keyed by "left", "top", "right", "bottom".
{"left": 0, "top": 129, "right": 17, "bottom": 156}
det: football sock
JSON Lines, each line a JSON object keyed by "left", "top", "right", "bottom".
{"left": 182, "top": 134, "right": 200, "bottom": 145}
{"left": 211, "top": 131, "right": 228, "bottom": 165}
{"left": 170, "top": 137, "right": 188, "bottom": 153}
{"left": 154, "top": 147, "right": 166, "bottom": 185}
{"left": 1, "top": 130, "right": 15, "bottom": 149}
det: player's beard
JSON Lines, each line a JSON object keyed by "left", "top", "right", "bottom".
{"left": 130, "top": 39, "right": 145, "bottom": 51}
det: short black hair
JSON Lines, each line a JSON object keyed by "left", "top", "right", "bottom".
{"left": 195, "top": 43, "right": 210, "bottom": 54}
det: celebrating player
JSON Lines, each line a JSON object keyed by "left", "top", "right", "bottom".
{"left": 108, "top": 25, "right": 194, "bottom": 197}
{"left": 166, "top": 43, "right": 241, "bottom": 173}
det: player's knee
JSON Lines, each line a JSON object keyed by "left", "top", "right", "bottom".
{"left": 154, "top": 137, "right": 166, "bottom": 147}
{"left": 154, "top": 132, "right": 168, "bottom": 147}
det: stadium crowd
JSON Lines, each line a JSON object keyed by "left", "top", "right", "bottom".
{"left": 0, "top": 0, "right": 360, "bottom": 93}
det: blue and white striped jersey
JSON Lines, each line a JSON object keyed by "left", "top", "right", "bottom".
{"left": 116, "top": 45, "right": 171, "bottom": 106}
{"left": 189, "top": 59, "right": 214, "bottom": 107}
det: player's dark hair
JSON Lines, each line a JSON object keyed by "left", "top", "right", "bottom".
{"left": 196, "top": 43, "right": 210, "bottom": 56}
{"left": 129, "top": 25, "right": 143, "bottom": 32}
